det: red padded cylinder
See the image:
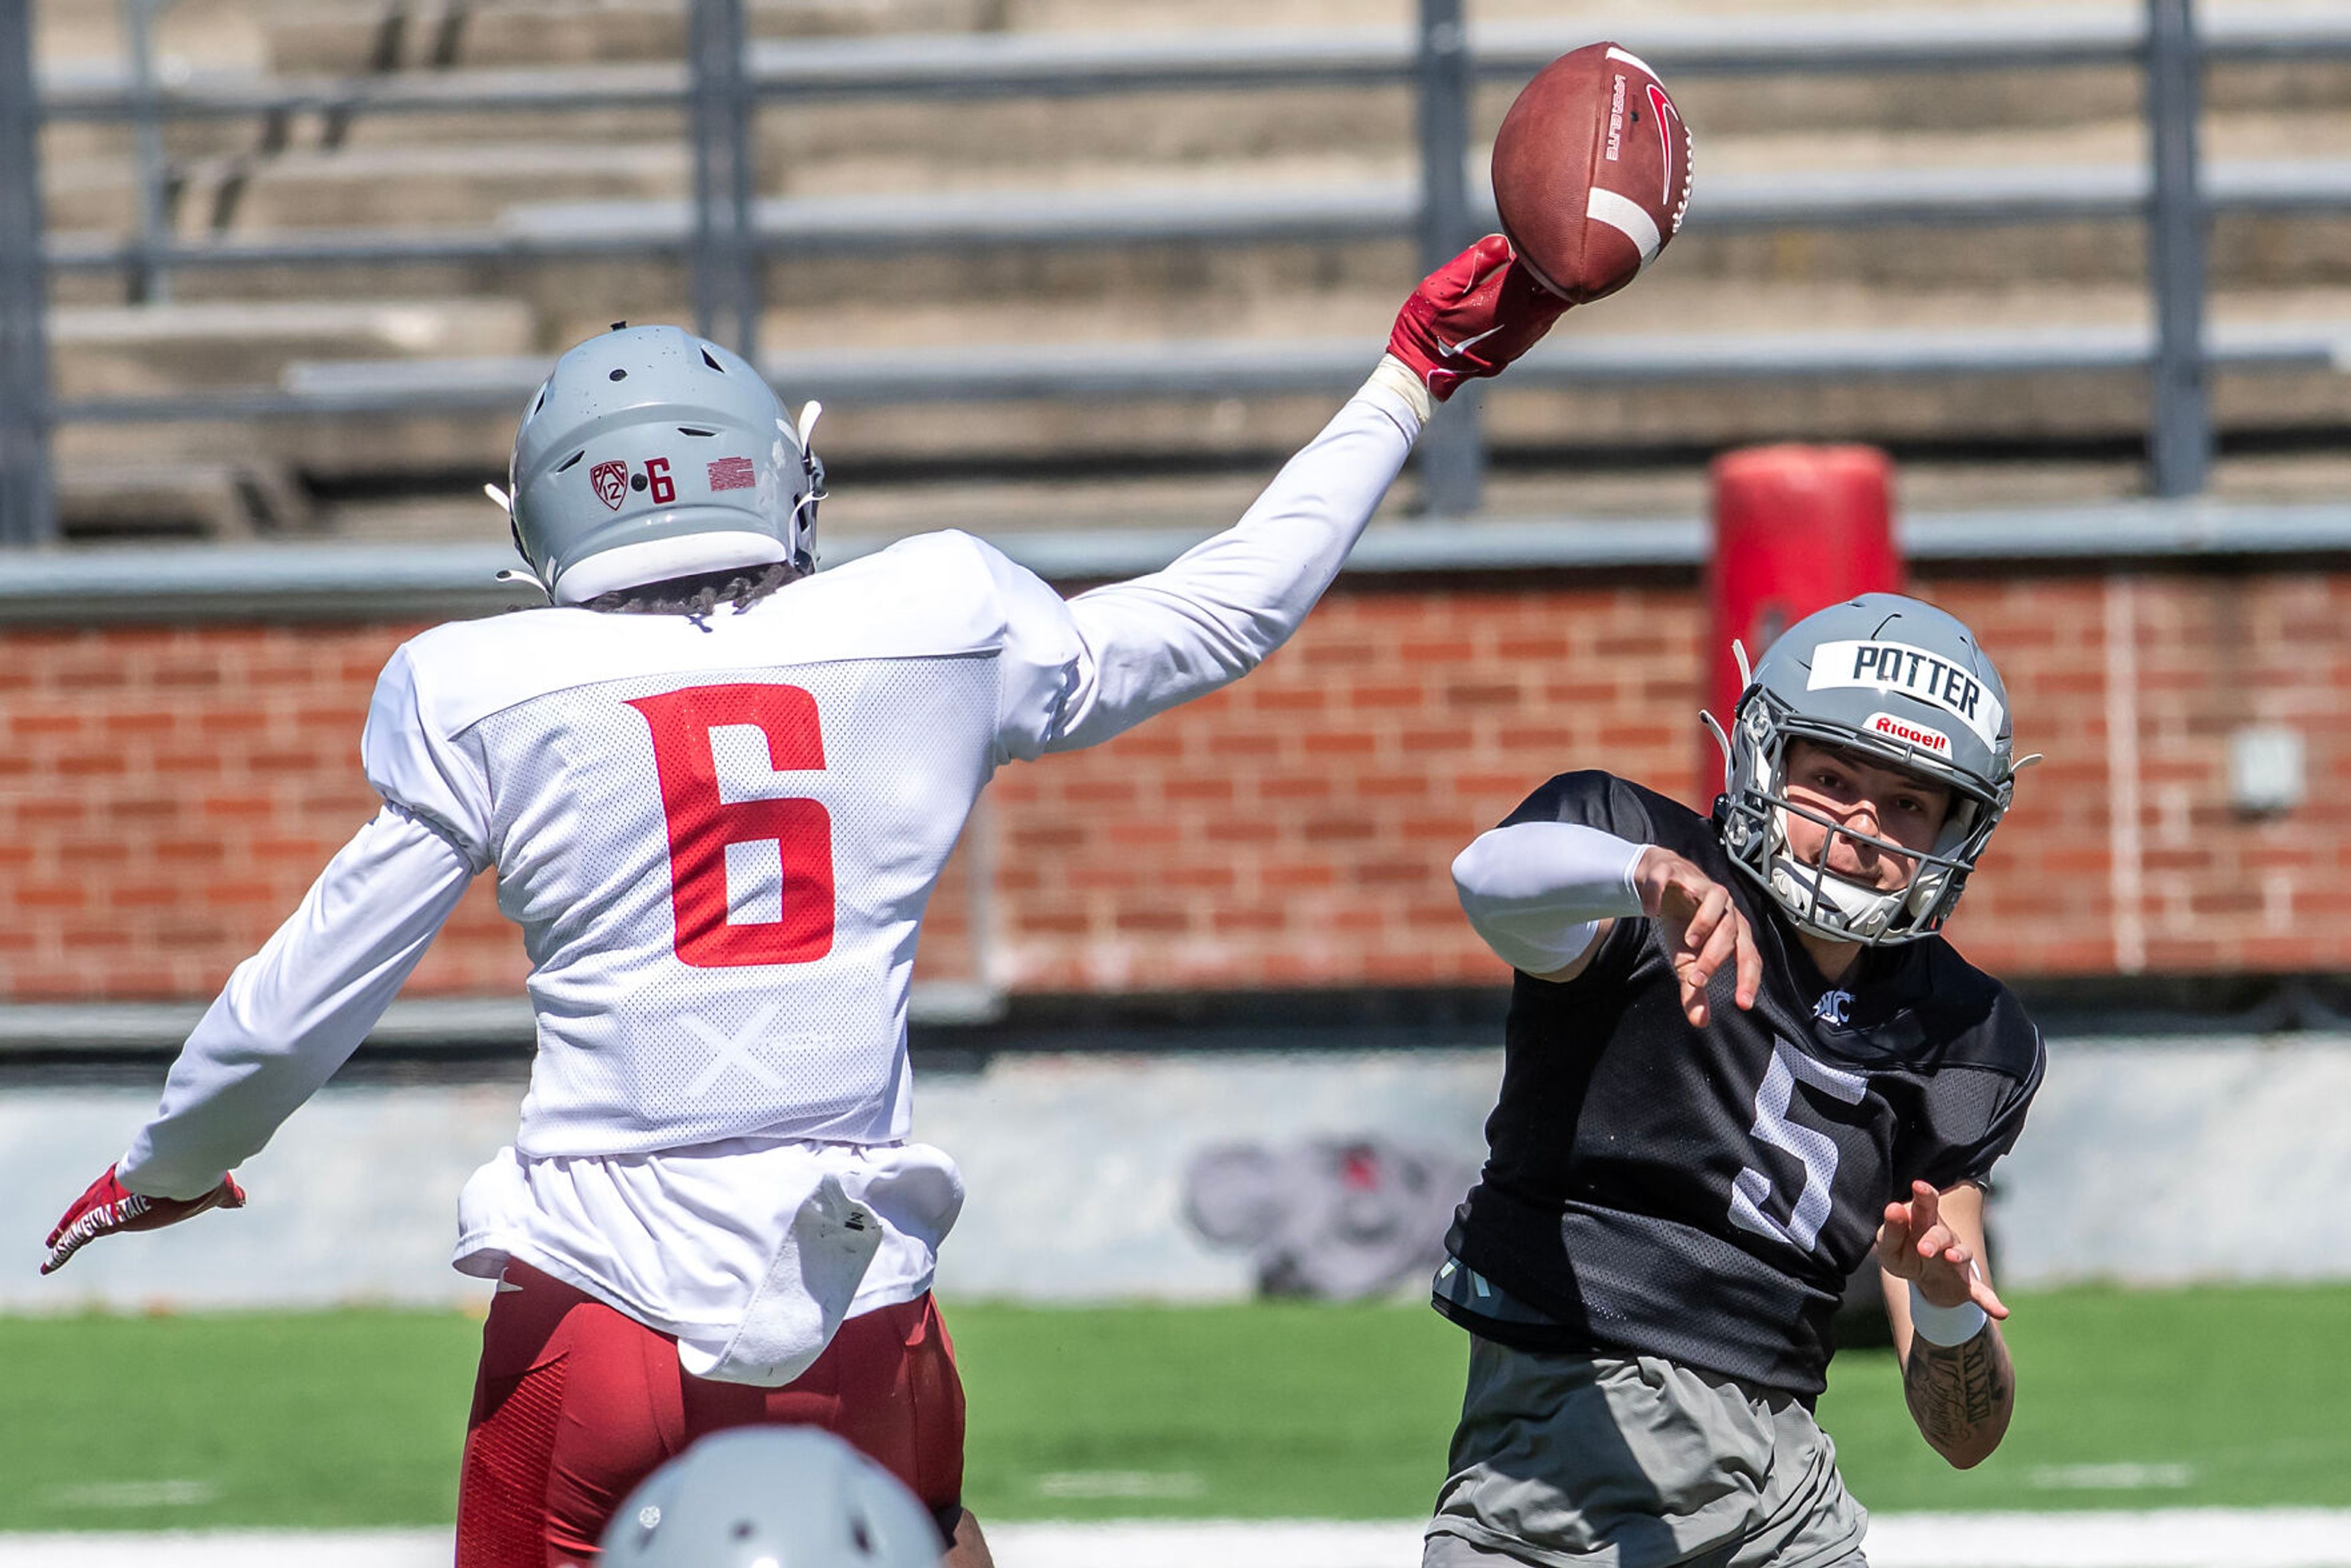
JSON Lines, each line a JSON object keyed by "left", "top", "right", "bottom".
{"left": 1705, "top": 445, "right": 1903, "bottom": 786}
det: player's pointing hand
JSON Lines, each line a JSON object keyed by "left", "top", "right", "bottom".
{"left": 1633, "top": 847, "right": 1761, "bottom": 1028}
{"left": 1877, "top": 1179, "right": 2008, "bottom": 1321}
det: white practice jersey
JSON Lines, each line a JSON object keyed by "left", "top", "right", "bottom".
{"left": 114, "top": 380, "right": 1422, "bottom": 1365}
{"left": 370, "top": 529, "right": 1086, "bottom": 1157}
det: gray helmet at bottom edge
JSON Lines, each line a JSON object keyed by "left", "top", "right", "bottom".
{"left": 1709, "top": 591, "right": 2023, "bottom": 946}
{"left": 507, "top": 324, "right": 825, "bottom": 606}
{"left": 597, "top": 1427, "right": 942, "bottom": 1568}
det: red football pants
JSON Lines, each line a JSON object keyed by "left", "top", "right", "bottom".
{"left": 455, "top": 1261, "right": 967, "bottom": 1567}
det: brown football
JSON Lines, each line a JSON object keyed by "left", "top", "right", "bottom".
{"left": 1491, "top": 41, "right": 1694, "bottom": 304}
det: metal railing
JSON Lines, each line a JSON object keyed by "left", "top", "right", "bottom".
{"left": 0, "top": 0, "right": 50, "bottom": 544}
{"left": 6, "top": 0, "right": 2351, "bottom": 540}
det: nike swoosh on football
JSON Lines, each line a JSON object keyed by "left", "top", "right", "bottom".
{"left": 1438, "top": 326, "right": 1505, "bottom": 357}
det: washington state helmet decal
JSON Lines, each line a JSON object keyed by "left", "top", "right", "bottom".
{"left": 591, "top": 460, "right": 629, "bottom": 511}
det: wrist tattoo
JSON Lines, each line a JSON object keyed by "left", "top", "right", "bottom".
{"left": 1903, "top": 1326, "right": 2009, "bottom": 1450}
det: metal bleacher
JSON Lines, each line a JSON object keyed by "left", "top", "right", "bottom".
{"left": 6, "top": 1, "right": 2351, "bottom": 560}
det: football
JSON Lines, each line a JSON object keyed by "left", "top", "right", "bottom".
{"left": 1491, "top": 41, "right": 1695, "bottom": 303}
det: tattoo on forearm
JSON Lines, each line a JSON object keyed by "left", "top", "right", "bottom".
{"left": 1903, "top": 1329, "right": 2011, "bottom": 1452}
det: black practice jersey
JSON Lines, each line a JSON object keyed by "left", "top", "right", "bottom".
{"left": 1443, "top": 771, "right": 2045, "bottom": 1397}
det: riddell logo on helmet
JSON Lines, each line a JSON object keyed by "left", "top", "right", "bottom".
{"left": 1865, "top": 711, "right": 1951, "bottom": 756}
{"left": 591, "top": 460, "right": 629, "bottom": 511}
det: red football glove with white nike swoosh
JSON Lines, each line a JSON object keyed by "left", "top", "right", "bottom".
{"left": 42, "top": 1165, "right": 246, "bottom": 1275}
{"left": 1385, "top": 233, "right": 1572, "bottom": 403}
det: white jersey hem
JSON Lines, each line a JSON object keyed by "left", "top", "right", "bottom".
{"left": 454, "top": 1231, "right": 937, "bottom": 1337}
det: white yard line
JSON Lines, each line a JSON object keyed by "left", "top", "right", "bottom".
{"left": 9, "top": 1512, "right": 2351, "bottom": 1568}
{"left": 0, "top": 1534, "right": 452, "bottom": 1568}
{"left": 1864, "top": 1510, "right": 2351, "bottom": 1567}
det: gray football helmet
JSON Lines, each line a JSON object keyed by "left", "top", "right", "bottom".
{"left": 505, "top": 324, "right": 825, "bottom": 605}
{"left": 1708, "top": 592, "right": 2025, "bottom": 945}
{"left": 598, "top": 1428, "right": 941, "bottom": 1568}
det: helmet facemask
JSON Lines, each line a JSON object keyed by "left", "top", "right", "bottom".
{"left": 1718, "top": 700, "right": 2005, "bottom": 945}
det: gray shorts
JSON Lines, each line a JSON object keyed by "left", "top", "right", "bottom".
{"left": 1423, "top": 1336, "right": 1869, "bottom": 1568}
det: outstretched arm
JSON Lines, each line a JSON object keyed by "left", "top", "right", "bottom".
{"left": 1452, "top": 824, "right": 1761, "bottom": 1026}
{"left": 1880, "top": 1180, "right": 2015, "bottom": 1469}
{"left": 124, "top": 805, "right": 479, "bottom": 1196}
{"left": 42, "top": 805, "right": 478, "bottom": 1271}
{"left": 1040, "top": 236, "right": 1569, "bottom": 754}
{"left": 1044, "top": 377, "right": 1419, "bottom": 753}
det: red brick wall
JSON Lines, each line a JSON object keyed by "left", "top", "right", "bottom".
{"left": 2, "top": 567, "right": 2341, "bottom": 1002}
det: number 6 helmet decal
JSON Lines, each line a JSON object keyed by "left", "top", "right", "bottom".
{"left": 506, "top": 324, "right": 827, "bottom": 606}
{"left": 1705, "top": 592, "right": 2033, "bottom": 946}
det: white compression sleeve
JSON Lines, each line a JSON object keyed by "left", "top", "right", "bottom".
{"left": 1044, "top": 375, "right": 1422, "bottom": 752}
{"left": 1452, "top": 822, "right": 1649, "bottom": 976}
{"left": 117, "top": 805, "right": 478, "bottom": 1199}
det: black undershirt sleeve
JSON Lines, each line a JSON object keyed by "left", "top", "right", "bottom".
{"left": 1921, "top": 1030, "right": 2045, "bottom": 1191}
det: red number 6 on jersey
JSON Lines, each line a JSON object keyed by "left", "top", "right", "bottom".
{"left": 627, "top": 684, "right": 833, "bottom": 967}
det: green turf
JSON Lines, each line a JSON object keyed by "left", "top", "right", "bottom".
{"left": 0, "top": 1307, "right": 482, "bottom": 1530}
{"left": 2, "top": 1284, "right": 2346, "bottom": 1530}
{"left": 1812, "top": 1282, "right": 2351, "bottom": 1514}
{"left": 953, "top": 1299, "right": 1463, "bottom": 1522}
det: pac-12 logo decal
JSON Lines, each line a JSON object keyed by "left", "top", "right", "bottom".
{"left": 591, "top": 460, "right": 629, "bottom": 511}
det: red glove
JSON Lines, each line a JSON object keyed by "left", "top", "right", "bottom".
{"left": 42, "top": 1165, "right": 246, "bottom": 1275}
{"left": 1386, "top": 233, "right": 1572, "bottom": 403}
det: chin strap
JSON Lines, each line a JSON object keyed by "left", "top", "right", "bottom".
{"left": 484, "top": 482, "right": 553, "bottom": 601}
{"left": 1697, "top": 640, "right": 1755, "bottom": 802}
{"left": 1769, "top": 849, "right": 1907, "bottom": 942}
{"left": 789, "top": 402, "right": 827, "bottom": 574}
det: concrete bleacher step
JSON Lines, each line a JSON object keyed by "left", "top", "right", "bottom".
{"left": 45, "top": 56, "right": 2351, "bottom": 287}
{"left": 33, "top": 0, "right": 268, "bottom": 75}
{"left": 32, "top": 2, "right": 2351, "bottom": 536}
{"left": 47, "top": 144, "right": 2351, "bottom": 324}
{"left": 228, "top": 10, "right": 2351, "bottom": 154}
{"left": 45, "top": 141, "right": 688, "bottom": 238}
{"left": 46, "top": 297, "right": 535, "bottom": 400}
{"left": 260, "top": 0, "right": 1000, "bottom": 75}
{"left": 47, "top": 282, "right": 2350, "bottom": 479}
{"left": 234, "top": 140, "right": 688, "bottom": 231}
{"left": 56, "top": 459, "right": 317, "bottom": 540}
{"left": 45, "top": 340, "right": 2351, "bottom": 542}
